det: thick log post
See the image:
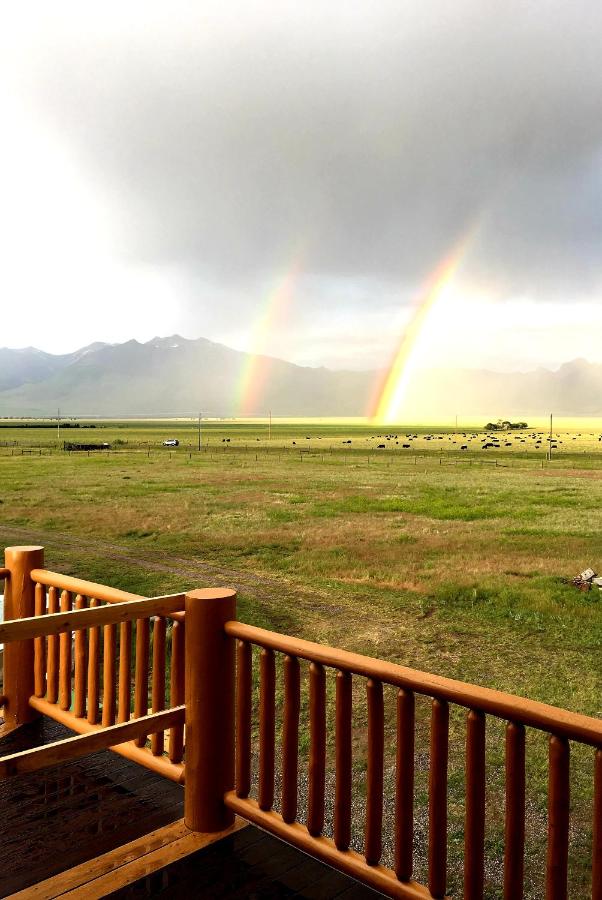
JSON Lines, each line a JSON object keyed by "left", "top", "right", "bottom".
{"left": 184, "top": 587, "right": 236, "bottom": 833}
{"left": 3, "top": 546, "right": 44, "bottom": 730}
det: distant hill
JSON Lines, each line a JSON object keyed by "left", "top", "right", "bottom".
{"left": 0, "top": 343, "right": 108, "bottom": 392}
{"left": 0, "top": 335, "right": 375, "bottom": 416}
{"left": 410, "top": 358, "right": 602, "bottom": 417}
{"left": 0, "top": 336, "right": 600, "bottom": 417}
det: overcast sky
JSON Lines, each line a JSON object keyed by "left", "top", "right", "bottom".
{"left": 1, "top": 1, "right": 602, "bottom": 372}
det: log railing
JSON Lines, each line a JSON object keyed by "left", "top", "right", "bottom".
{"left": 1, "top": 546, "right": 188, "bottom": 783}
{"left": 27, "top": 568, "right": 187, "bottom": 779}
{"left": 1, "top": 546, "right": 601, "bottom": 899}
{"left": 222, "top": 622, "right": 602, "bottom": 900}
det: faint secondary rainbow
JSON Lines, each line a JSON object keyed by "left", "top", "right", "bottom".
{"left": 370, "top": 233, "right": 473, "bottom": 424}
{"left": 237, "top": 256, "right": 303, "bottom": 416}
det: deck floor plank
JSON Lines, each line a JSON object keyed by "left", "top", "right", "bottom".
{"left": 103, "top": 829, "right": 383, "bottom": 899}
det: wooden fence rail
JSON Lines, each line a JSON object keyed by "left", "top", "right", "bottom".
{"left": 2, "top": 545, "right": 601, "bottom": 900}
{"left": 2, "top": 547, "right": 187, "bottom": 782}
{"left": 222, "top": 621, "right": 602, "bottom": 900}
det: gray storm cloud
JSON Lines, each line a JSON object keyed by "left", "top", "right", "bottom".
{"left": 7, "top": 1, "right": 602, "bottom": 305}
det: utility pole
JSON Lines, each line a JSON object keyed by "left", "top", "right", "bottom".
{"left": 57, "top": 408, "right": 61, "bottom": 446}
{"left": 198, "top": 412, "right": 202, "bottom": 451}
{"left": 269, "top": 411, "right": 272, "bottom": 441}
{"left": 549, "top": 412, "right": 553, "bottom": 461}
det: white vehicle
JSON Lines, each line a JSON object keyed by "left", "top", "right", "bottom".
{"left": 162, "top": 439, "right": 179, "bottom": 447}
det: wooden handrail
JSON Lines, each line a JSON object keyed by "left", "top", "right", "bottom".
{"left": 31, "top": 569, "right": 142, "bottom": 604}
{"left": 0, "top": 593, "right": 186, "bottom": 643}
{"left": 29, "top": 569, "right": 185, "bottom": 621}
{"left": 225, "top": 621, "right": 602, "bottom": 747}
{"left": 0, "top": 706, "right": 185, "bottom": 779}
{"left": 0, "top": 567, "right": 9, "bottom": 579}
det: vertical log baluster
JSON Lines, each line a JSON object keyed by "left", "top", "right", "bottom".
{"left": 258, "top": 647, "right": 276, "bottom": 811}
{"left": 335, "top": 669, "right": 353, "bottom": 851}
{"left": 169, "top": 621, "right": 185, "bottom": 764}
{"left": 34, "top": 583, "right": 46, "bottom": 698}
{"left": 546, "top": 736, "right": 570, "bottom": 900}
{"left": 46, "top": 586, "right": 59, "bottom": 704}
{"left": 593, "top": 749, "right": 602, "bottom": 900}
{"left": 59, "top": 590, "right": 72, "bottom": 711}
{"left": 307, "top": 662, "right": 326, "bottom": 837}
{"left": 73, "top": 594, "right": 88, "bottom": 717}
{"left": 428, "top": 697, "right": 449, "bottom": 900}
{"left": 504, "top": 722, "right": 525, "bottom": 900}
{"left": 150, "top": 616, "right": 167, "bottom": 755}
{"left": 102, "top": 622, "right": 117, "bottom": 726}
{"left": 134, "top": 617, "right": 150, "bottom": 747}
{"left": 281, "top": 654, "right": 300, "bottom": 823}
{"left": 236, "top": 639, "right": 252, "bottom": 797}
{"left": 365, "top": 678, "right": 384, "bottom": 866}
{"left": 118, "top": 621, "right": 132, "bottom": 723}
{"left": 87, "top": 598, "right": 100, "bottom": 724}
{"left": 395, "top": 688, "right": 415, "bottom": 882}
{"left": 465, "top": 709, "right": 486, "bottom": 900}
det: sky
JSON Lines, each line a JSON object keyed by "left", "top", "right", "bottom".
{"left": 1, "top": 1, "right": 602, "bottom": 376}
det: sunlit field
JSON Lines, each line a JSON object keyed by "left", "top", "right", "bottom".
{"left": 1, "top": 418, "right": 601, "bottom": 897}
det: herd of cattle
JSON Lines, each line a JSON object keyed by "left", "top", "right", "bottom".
{"left": 286, "top": 430, "right": 602, "bottom": 452}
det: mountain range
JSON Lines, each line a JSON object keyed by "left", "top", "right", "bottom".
{"left": 0, "top": 336, "right": 600, "bottom": 417}
{"left": 0, "top": 336, "right": 374, "bottom": 417}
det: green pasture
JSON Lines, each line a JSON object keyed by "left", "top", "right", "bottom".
{"left": 0, "top": 419, "right": 601, "bottom": 896}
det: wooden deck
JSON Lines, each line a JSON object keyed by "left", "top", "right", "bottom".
{"left": 102, "top": 825, "right": 383, "bottom": 899}
{"left": 0, "top": 718, "right": 382, "bottom": 899}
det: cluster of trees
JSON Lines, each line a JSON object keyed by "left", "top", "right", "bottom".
{"left": 485, "top": 419, "right": 529, "bottom": 431}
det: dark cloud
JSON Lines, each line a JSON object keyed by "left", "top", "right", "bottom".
{"left": 11, "top": 1, "right": 602, "bottom": 300}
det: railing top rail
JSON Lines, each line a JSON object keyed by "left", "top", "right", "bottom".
{"left": 29, "top": 568, "right": 185, "bottom": 621}
{"left": 0, "top": 568, "right": 8, "bottom": 579}
{"left": 226, "top": 621, "right": 602, "bottom": 747}
{"left": 0, "top": 593, "right": 186, "bottom": 644}
{"left": 31, "top": 568, "right": 143, "bottom": 604}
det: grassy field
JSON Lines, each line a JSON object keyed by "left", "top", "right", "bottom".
{"left": 1, "top": 419, "right": 601, "bottom": 897}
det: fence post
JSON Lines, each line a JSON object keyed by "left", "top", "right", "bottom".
{"left": 184, "top": 587, "right": 237, "bottom": 832}
{"left": 3, "top": 545, "right": 44, "bottom": 730}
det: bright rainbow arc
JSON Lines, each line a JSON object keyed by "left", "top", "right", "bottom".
{"left": 237, "top": 257, "right": 303, "bottom": 416}
{"left": 370, "top": 239, "right": 471, "bottom": 425}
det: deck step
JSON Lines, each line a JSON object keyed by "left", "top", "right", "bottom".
{"left": 6, "top": 817, "right": 247, "bottom": 900}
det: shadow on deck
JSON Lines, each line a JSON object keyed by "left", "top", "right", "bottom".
{"left": 0, "top": 718, "right": 381, "bottom": 899}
